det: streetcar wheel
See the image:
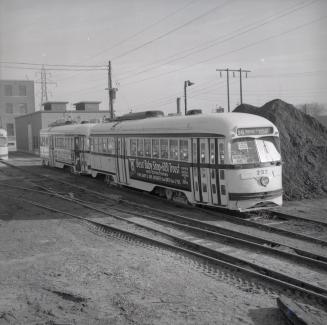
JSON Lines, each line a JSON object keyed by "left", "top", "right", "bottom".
{"left": 165, "top": 189, "right": 174, "bottom": 200}
{"left": 104, "top": 175, "right": 112, "bottom": 185}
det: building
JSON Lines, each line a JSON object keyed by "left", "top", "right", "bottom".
{"left": 15, "top": 101, "right": 110, "bottom": 154}
{"left": 0, "top": 80, "right": 35, "bottom": 150}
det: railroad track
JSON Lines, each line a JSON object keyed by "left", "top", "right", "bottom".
{"left": 1, "top": 160, "right": 327, "bottom": 307}
{"left": 1, "top": 187, "right": 327, "bottom": 306}
{"left": 2, "top": 159, "right": 327, "bottom": 247}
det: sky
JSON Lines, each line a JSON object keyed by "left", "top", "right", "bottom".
{"left": 0, "top": 0, "right": 326, "bottom": 116}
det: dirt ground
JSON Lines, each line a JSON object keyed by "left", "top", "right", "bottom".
{"left": 0, "top": 155, "right": 326, "bottom": 324}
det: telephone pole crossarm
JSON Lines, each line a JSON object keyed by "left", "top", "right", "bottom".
{"left": 216, "top": 68, "right": 251, "bottom": 111}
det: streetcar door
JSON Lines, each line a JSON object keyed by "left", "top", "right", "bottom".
{"left": 209, "top": 139, "right": 218, "bottom": 205}
{"left": 217, "top": 138, "right": 228, "bottom": 206}
{"left": 192, "top": 139, "right": 200, "bottom": 202}
{"left": 74, "top": 136, "right": 81, "bottom": 172}
{"left": 49, "top": 135, "right": 55, "bottom": 166}
{"left": 116, "top": 137, "right": 127, "bottom": 184}
{"left": 199, "top": 139, "right": 210, "bottom": 203}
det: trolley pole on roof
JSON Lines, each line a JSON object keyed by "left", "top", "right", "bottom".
{"left": 216, "top": 68, "right": 250, "bottom": 111}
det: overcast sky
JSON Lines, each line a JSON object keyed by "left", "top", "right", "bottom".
{"left": 0, "top": 0, "right": 326, "bottom": 115}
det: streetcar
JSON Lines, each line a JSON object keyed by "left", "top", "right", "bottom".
{"left": 40, "top": 112, "right": 283, "bottom": 211}
{"left": 0, "top": 128, "right": 8, "bottom": 160}
{"left": 40, "top": 123, "right": 95, "bottom": 174}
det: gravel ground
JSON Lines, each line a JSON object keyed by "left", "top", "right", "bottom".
{"left": 1, "top": 154, "right": 326, "bottom": 324}
{"left": 0, "top": 203, "right": 286, "bottom": 325}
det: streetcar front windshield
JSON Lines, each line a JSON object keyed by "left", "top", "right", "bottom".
{"left": 231, "top": 137, "right": 281, "bottom": 164}
{"left": 0, "top": 137, "right": 7, "bottom": 147}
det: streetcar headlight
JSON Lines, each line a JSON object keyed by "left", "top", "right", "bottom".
{"left": 260, "top": 176, "right": 269, "bottom": 187}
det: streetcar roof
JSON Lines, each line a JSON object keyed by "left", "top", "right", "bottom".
{"left": 40, "top": 123, "right": 96, "bottom": 136}
{"left": 90, "top": 113, "right": 278, "bottom": 136}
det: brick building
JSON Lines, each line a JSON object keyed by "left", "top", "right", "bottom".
{"left": 15, "top": 101, "right": 109, "bottom": 154}
{"left": 0, "top": 80, "right": 35, "bottom": 150}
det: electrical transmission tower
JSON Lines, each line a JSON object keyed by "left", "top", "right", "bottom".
{"left": 35, "top": 65, "right": 57, "bottom": 109}
{"left": 216, "top": 68, "right": 250, "bottom": 112}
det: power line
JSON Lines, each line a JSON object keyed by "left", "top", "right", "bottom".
{"left": 117, "top": 0, "right": 318, "bottom": 80}
{"left": 120, "top": 14, "right": 327, "bottom": 87}
{"left": 0, "top": 61, "right": 106, "bottom": 68}
{"left": 84, "top": 0, "right": 200, "bottom": 63}
{"left": 112, "top": 0, "right": 233, "bottom": 60}
{"left": 1, "top": 65, "right": 106, "bottom": 71}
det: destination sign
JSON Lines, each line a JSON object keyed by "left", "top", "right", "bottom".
{"left": 237, "top": 127, "right": 273, "bottom": 136}
{"left": 128, "top": 157, "right": 191, "bottom": 191}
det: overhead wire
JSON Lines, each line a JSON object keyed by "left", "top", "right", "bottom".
{"left": 84, "top": 0, "right": 200, "bottom": 63}
{"left": 119, "top": 14, "right": 327, "bottom": 87}
{"left": 0, "top": 61, "right": 106, "bottom": 68}
{"left": 111, "top": 0, "right": 234, "bottom": 60}
{"left": 117, "top": 0, "right": 318, "bottom": 81}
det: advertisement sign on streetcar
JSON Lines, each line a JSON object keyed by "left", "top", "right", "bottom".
{"left": 128, "top": 157, "right": 191, "bottom": 191}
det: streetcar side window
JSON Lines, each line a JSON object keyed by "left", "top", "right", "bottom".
{"left": 192, "top": 142, "right": 197, "bottom": 163}
{"left": 160, "top": 139, "right": 168, "bottom": 159}
{"left": 94, "top": 137, "right": 99, "bottom": 152}
{"left": 130, "top": 139, "right": 137, "bottom": 156}
{"left": 144, "top": 139, "right": 151, "bottom": 157}
{"left": 98, "top": 137, "right": 102, "bottom": 153}
{"left": 179, "top": 139, "right": 189, "bottom": 161}
{"left": 102, "top": 137, "right": 108, "bottom": 153}
{"left": 90, "top": 138, "right": 94, "bottom": 152}
{"left": 152, "top": 139, "right": 159, "bottom": 158}
{"left": 210, "top": 142, "right": 215, "bottom": 164}
{"left": 218, "top": 142, "right": 225, "bottom": 164}
{"left": 108, "top": 137, "right": 115, "bottom": 154}
{"left": 137, "top": 138, "right": 144, "bottom": 156}
{"left": 200, "top": 143, "right": 206, "bottom": 163}
{"left": 169, "top": 139, "right": 179, "bottom": 161}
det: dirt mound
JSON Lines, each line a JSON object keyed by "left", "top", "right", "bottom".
{"left": 234, "top": 99, "right": 327, "bottom": 200}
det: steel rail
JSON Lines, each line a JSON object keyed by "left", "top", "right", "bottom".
{"left": 1, "top": 159, "right": 326, "bottom": 247}
{"left": 256, "top": 209, "right": 327, "bottom": 228}
{"left": 1, "top": 182, "right": 327, "bottom": 270}
{"left": 2, "top": 193, "right": 327, "bottom": 305}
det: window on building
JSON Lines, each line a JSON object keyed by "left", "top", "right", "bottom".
{"left": 5, "top": 103, "right": 13, "bottom": 114}
{"left": 6, "top": 123, "right": 14, "bottom": 136}
{"left": 19, "top": 85, "right": 27, "bottom": 96}
{"left": 4, "top": 85, "right": 13, "bottom": 96}
{"left": 19, "top": 103, "right": 28, "bottom": 115}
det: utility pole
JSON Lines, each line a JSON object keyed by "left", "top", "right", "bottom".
{"left": 184, "top": 80, "right": 194, "bottom": 115}
{"left": 107, "top": 60, "right": 118, "bottom": 120}
{"left": 216, "top": 68, "right": 250, "bottom": 112}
